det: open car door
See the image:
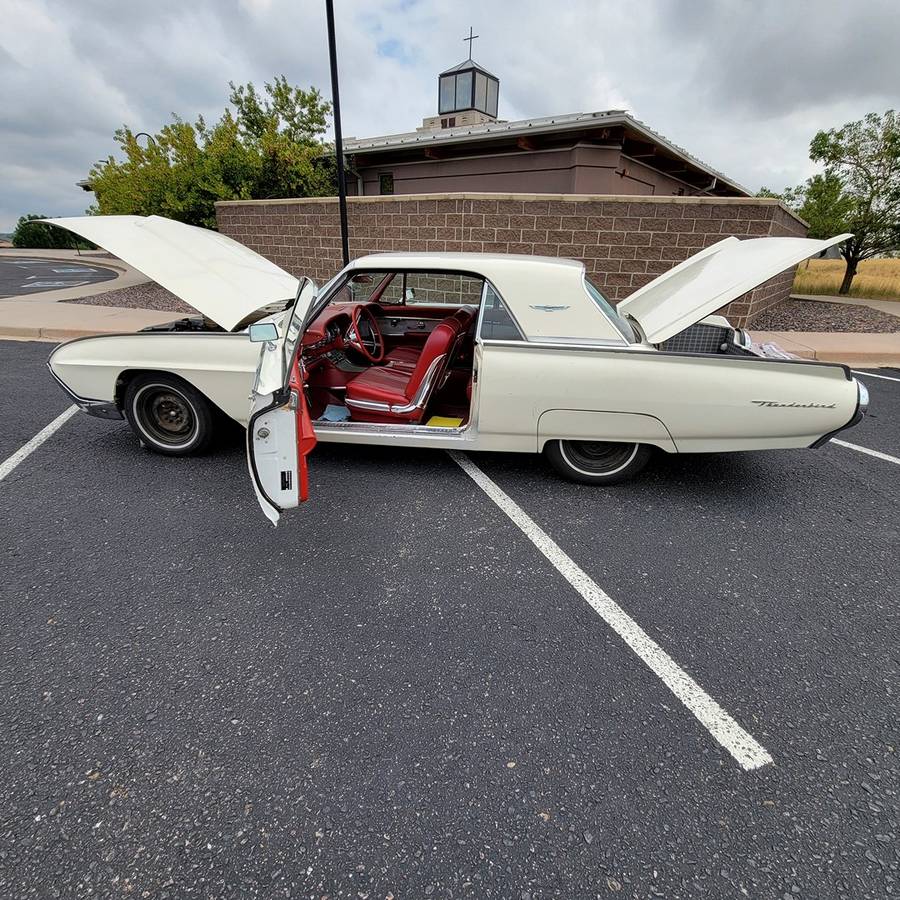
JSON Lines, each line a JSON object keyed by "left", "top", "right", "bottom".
{"left": 246, "top": 278, "right": 318, "bottom": 525}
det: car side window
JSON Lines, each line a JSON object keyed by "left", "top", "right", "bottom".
{"left": 343, "top": 272, "right": 403, "bottom": 304}
{"left": 479, "top": 283, "right": 524, "bottom": 341}
{"left": 403, "top": 273, "right": 484, "bottom": 305}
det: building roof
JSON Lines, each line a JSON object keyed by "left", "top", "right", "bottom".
{"left": 439, "top": 58, "right": 498, "bottom": 78}
{"left": 344, "top": 109, "right": 750, "bottom": 197}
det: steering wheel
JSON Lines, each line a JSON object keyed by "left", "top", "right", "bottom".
{"left": 347, "top": 305, "right": 385, "bottom": 363}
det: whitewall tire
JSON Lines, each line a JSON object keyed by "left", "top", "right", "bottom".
{"left": 123, "top": 374, "right": 216, "bottom": 456}
{"left": 543, "top": 439, "right": 652, "bottom": 485}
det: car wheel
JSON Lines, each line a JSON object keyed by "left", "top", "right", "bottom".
{"left": 123, "top": 374, "right": 215, "bottom": 456}
{"left": 543, "top": 439, "right": 652, "bottom": 485}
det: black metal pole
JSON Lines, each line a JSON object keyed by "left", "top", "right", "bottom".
{"left": 325, "top": 0, "right": 350, "bottom": 267}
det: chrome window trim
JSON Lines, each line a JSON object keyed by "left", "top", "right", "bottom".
{"left": 475, "top": 279, "right": 527, "bottom": 343}
{"left": 582, "top": 274, "right": 638, "bottom": 344}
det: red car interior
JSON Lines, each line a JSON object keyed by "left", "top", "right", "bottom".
{"left": 346, "top": 319, "right": 460, "bottom": 423}
{"left": 301, "top": 297, "right": 477, "bottom": 426}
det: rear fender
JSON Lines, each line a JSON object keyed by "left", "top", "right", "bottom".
{"left": 537, "top": 409, "right": 677, "bottom": 453}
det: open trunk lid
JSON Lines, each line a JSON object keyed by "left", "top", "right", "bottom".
{"left": 617, "top": 233, "right": 852, "bottom": 345}
{"left": 44, "top": 215, "right": 298, "bottom": 332}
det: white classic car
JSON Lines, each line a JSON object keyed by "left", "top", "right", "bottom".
{"left": 46, "top": 215, "right": 866, "bottom": 522}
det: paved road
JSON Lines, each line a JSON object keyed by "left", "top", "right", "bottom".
{"left": 0, "top": 341, "right": 897, "bottom": 899}
{"left": 0, "top": 257, "right": 117, "bottom": 298}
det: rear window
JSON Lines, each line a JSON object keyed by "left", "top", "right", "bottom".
{"left": 584, "top": 277, "right": 636, "bottom": 342}
{"left": 479, "top": 283, "right": 524, "bottom": 341}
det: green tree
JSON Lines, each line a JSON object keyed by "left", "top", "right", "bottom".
{"left": 12, "top": 213, "right": 93, "bottom": 249}
{"left": 88, "top": 76, "right": 337, "bottom": 229}
{"left": 761, "top": 110, "right": 900, "bottom": 294}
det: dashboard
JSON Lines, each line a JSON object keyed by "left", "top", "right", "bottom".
{"left": 301, "top": 310, "right": 351, "bottom": 361}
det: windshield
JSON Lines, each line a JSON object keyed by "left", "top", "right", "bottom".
{"left": 584, "top": 277, "right": 636, "bottom": 342}
{"left": 283, "top": 278, "right": 318, "bottom": 371}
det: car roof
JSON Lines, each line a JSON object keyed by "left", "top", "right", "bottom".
{"left": 348, "top": 251, "right": 584, "bottom": 273}
{"left": 345, "top": 252, "right": 628, "bottom": 344}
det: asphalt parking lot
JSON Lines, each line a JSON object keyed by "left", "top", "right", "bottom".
{"left": 0, "top": 257, "right": 117, "bottom": 299}
{"left": 1, "top": 339, "right": 897, "bottom": 899}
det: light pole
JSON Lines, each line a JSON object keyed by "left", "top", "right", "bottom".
{"left": 325, "top": 0, "right": 350, "bottom": 267}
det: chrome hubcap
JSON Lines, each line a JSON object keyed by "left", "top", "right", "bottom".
{"left": 134, "top": 385, "right": 198, "bottom": 447}
{"left": 562, "top": 441, "right": 638, "bottom": 474}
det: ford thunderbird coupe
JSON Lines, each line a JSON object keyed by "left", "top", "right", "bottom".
{"left": 45, "top": 215, "right": 866, "bottom": 522}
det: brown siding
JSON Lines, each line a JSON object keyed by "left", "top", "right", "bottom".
{"left": 215, "top": 192, "right": 808, "bottom": 328}
{"left": 353, "top": 144, "right": 702, "bottom": 198}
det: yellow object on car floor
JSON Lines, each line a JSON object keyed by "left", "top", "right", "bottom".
{"left": 426, "top": 416, "right": 464, "bottom": 428}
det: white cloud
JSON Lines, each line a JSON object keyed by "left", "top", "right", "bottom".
{"left": 1, "top": 0, "right": 898, "bottom": 230}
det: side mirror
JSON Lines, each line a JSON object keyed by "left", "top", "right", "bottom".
{"left": 248, "top": 322, "right": 279, "bottom": 343}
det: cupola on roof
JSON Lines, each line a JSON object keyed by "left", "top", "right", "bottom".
{"left": 437, "top": 28, "right": 499, "bottom": 119}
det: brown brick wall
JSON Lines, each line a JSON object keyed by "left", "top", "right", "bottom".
{"left": 215, "top": 193, "right": 808, "bottom": 328}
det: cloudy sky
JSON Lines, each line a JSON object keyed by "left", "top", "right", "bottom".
{"left": 1, "top": 0, "right": 899, "bottom": 231}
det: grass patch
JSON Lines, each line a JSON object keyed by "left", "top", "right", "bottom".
{"left": 792, "top": 258, "right": 900, "bottom": 301}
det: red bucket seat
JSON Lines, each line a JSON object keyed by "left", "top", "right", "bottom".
{"left": 346, "top": 319, "right": 460, "bottom": 423}
{"left": 385, "top": 307, "right": 476, "bottom": 371}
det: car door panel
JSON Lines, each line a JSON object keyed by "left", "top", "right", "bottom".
{"left": 247, "top": 355, "right": 316, "bottom": 524}
{"left": 247, "top": 279, "right": 318, "bottom": 524}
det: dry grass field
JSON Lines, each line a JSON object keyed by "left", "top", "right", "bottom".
{"left": 792, "top": 258, "right": 900, "bottom": 300}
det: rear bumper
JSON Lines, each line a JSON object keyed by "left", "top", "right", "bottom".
{"left": 46, "top": 361, "right": 124, "bottom": 420}
{"left": 809, "top": 378, "right": 868, "bottom": 448}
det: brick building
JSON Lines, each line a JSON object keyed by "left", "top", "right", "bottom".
{"left": 215, "top": 193, "right": 806, "bottom": 327}
{"left": 215, "top": 46, "right": 806, "bottom": 326}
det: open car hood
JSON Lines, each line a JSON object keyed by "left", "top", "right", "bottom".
{"left": 44, "top": 215, "right": 299, "bottom": 332}
{"left": 617, "top": 233, "right": 852, "bottom": 344}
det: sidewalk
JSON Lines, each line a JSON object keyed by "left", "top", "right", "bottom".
{"left": 749, "top": 330, "right": 900, "bottom": 367}
{"left": 0, "top": 299, "right": 175, "bottom": 341}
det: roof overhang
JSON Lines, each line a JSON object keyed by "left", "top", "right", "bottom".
{"left": 344, "top": 110, "right": 749, "bottom": 197}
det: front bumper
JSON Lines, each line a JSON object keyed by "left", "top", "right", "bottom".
{"left": 810, "top": 378, "right": 868, "bottom": 448}
{"left": 46, "top": 362, "right": 124, "bottom": 420}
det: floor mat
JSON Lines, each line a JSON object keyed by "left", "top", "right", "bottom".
{"left": 426, "top": 415, "right": 464, "bottom": 428}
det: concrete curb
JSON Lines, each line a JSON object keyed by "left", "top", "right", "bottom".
{"left": 750, "top": 330, "right": 900, "bottom": 367}
{"left": 0, "top": 300, "right": 177, "bottom": 343}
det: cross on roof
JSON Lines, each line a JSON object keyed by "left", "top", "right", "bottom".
{"left": 463, "top": 26, "right": 479, "bottom": 59}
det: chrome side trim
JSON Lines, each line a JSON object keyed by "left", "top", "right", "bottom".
{"left": 478, "top": 340, "right": 854, "bottom": 378}
{"left": 315, "top": 419, "right": 470, "bottom": 437}
{"left": 46, "top": 362, "right": 124, "bottom": 420}
{"left": 481, "top": 339, "right": 648, "bottom": 352}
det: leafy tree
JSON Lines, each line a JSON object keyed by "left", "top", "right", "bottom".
{"left": 12, "top": 213, "right": 93, "bottom": 249}
{"left": 88, "top": 76, "right": 337, "bottom": 229}
{"left": 761, "top": 110, "right": 900, "bottom": 294}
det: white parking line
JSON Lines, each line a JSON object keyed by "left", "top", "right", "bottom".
{"left": 0, "top": 406, "right": 78, "bottom": 483}
{"left": 449, "top": 450, "right": 773, "bottom": 772}
{"left": 832, "top": 439, "right": 900, "bottom": 466}
{"left": 852, "top": 370, "right": 900, "bottom": 383}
